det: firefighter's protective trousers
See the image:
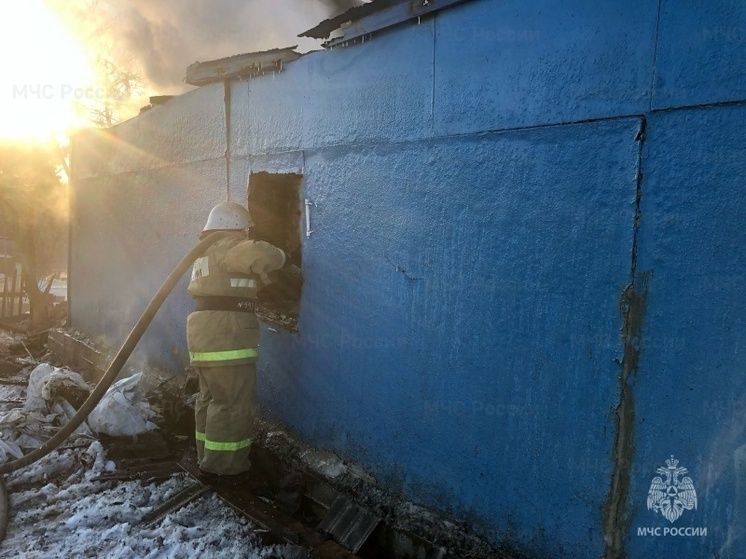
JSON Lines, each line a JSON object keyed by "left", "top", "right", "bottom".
{"left": 186, "top": 234, "right": 285, "bottom": 475}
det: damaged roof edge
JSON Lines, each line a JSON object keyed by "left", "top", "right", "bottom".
{"left": 185, "top": 46, "right": 301, "bottom": 87}
{"left": 300, "top": 0, "right": 411, "bottom": 39}
{"left": 300, "top": 0, "right": 474, "bottom": 46}
{"left": 185, "top": 0, "right": 475, "bottom": 87}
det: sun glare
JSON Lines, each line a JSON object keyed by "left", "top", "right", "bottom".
{"left": 0, "top": 0, "right": 95, "bottom": 141}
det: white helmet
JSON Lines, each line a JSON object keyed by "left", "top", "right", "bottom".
{"left": 202, "top": 201, "right": 253, "bottom": 232}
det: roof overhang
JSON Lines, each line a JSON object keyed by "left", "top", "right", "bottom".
{"left": 300, "top": 0, "right": 474, "bottom": 48}
{"left": 185, "top": 47, "right": 301, "bottom": 87}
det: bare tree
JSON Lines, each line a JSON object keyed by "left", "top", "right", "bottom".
{"left": 84, "top": 58, "right": 144, "bottom": 127}
{"left": 0, "top": 142, "right": 67, "bottom": 329}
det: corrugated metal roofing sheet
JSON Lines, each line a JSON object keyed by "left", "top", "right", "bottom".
{"left": 185, "top": 47, "right": 301, "bottom": 86}
{"left": 185, "top": 0, "right": 476, "bottom": 86}
{"left": 316, "top": 494, "right": 380, "bottom": 553}
{"left": 300, "top": 0, "right": 474, "bottom": 47}
{"left": 300, "top": 0, "right": 410, "bottom": 39}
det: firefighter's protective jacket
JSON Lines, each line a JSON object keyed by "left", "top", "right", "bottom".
{"left": 186, "top": 234, "right": 285, "bottom": 367}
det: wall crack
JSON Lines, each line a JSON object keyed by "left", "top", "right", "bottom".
{"left": 602, "top": 116, "right": 649, "bottom": 559}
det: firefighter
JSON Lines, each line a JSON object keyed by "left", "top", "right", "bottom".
{"left": 187, "top": 201, "right": 287, "bottom": 482}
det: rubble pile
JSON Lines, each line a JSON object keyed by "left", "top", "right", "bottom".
{"left": 0, "top": 363, "right": 94, "bottom": 463}
{"left": 0, "top": 359, "right": 275, "bottom": 558}
{"left": 0, "top": 332, "right": 19, "bottom": 355}
{"left": 88, "top": 372, "right": 158, "bottom": 437}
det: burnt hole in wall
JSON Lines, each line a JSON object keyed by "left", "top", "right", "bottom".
{"left": 248, "top": 172, "right": 303, "bottom": 332}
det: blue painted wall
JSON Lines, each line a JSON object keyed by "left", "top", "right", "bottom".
{"left": 260, "top": 123, "right": 639, "bottom": 557}
{"left": 70, "top": 0, "right": 746, "bottom": 556}
{"left": 626, "top": 105, "right": 746, "bottom": 558}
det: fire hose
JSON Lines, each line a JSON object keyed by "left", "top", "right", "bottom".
{"left": 0, "top": 230, "right": 232, "bottom": 543}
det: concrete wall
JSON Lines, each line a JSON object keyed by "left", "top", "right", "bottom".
{"left": 70, "top": 0, "right": 746, "bottom": 556}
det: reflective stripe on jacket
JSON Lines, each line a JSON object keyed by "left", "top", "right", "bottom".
{"left": 187, "top": 234, "right": 285, "bottom": 367}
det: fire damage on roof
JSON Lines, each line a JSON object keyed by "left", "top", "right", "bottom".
{"left": 300, "top": 0, "right": 473, "bottom": 47}
{"left": 184, "top": 0, "right": 474, "bottom": 86}
{"left": 185, "top": 47, "right": 302, "bottom": 86}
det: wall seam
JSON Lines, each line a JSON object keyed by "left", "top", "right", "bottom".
{"left": 648, "top": 0, "right": 664, "bottom": 111}
{"left": 246, "top": 99, "right": 746, "bottom": 158}
{"left": 602, "top": 115, "right": 649, "bottom": 559}
{"left": 430, "top": 14, "right": 437, "bottom": 137}
{"left": 67, "top": 141, "right": 76, "bottom": 328}
{"left": 246, "top": 78, "right": 252, "bottom": 178}
{"left": 73, "top": 155, "right": 249, "bottom": 181}
{"left": 80, "top": 100, "right": 746, "bottom": 180}
{"left": 650, "top": 98, "right": 746, "bottom": 114}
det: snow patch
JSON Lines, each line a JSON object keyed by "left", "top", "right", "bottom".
{"left": 25, "top": 363, "right": 89, "bottom": 412}
{"left": 299, "top": 448, "right": 347, "bottom": 478}
{"left": 3, "top": 471, "right": 276, "bottom": 558}
{"left": 0, "top": 363, "right": 296, "bottom": 557}
{"left": 87, "top": 372, "right": 158, "bottom": 437}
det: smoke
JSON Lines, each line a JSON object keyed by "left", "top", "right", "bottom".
{"left": 46, "top": 0, "right": 362, "bottom": 92}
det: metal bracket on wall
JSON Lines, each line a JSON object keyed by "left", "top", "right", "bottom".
{"left": 305, "top": 199, "right": 315, "bottom": 238}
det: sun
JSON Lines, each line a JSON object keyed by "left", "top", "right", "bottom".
{"left": 0, "top": 0, "right": 95, "bottom": 141}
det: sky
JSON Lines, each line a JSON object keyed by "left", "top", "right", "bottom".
{"left": 0, "top": 0, "right": 357, "bottom": 143}
{"left": 0, "top": 0, "right": 95, "bottom": 142}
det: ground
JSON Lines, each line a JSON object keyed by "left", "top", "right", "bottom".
{"left": 0, "top": 331, "right": 290, "bottom": 559}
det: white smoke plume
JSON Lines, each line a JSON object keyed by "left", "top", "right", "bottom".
{"left": 46, "top": 0, "right": 362, "bottom": 92}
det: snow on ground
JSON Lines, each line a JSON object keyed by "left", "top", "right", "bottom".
{"left": 0, "top": 363, "right": 292, "bottom": 559}
{"left": 3, "top": 446, "right": 271, "bottom": 558}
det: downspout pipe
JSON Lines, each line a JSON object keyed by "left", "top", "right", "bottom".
{"left": 0, "top": 230, "right": 232, "bottom": 542}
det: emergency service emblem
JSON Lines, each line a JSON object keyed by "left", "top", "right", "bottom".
{"left": 646, "top": 455, "right": 697, "bottom": 523}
